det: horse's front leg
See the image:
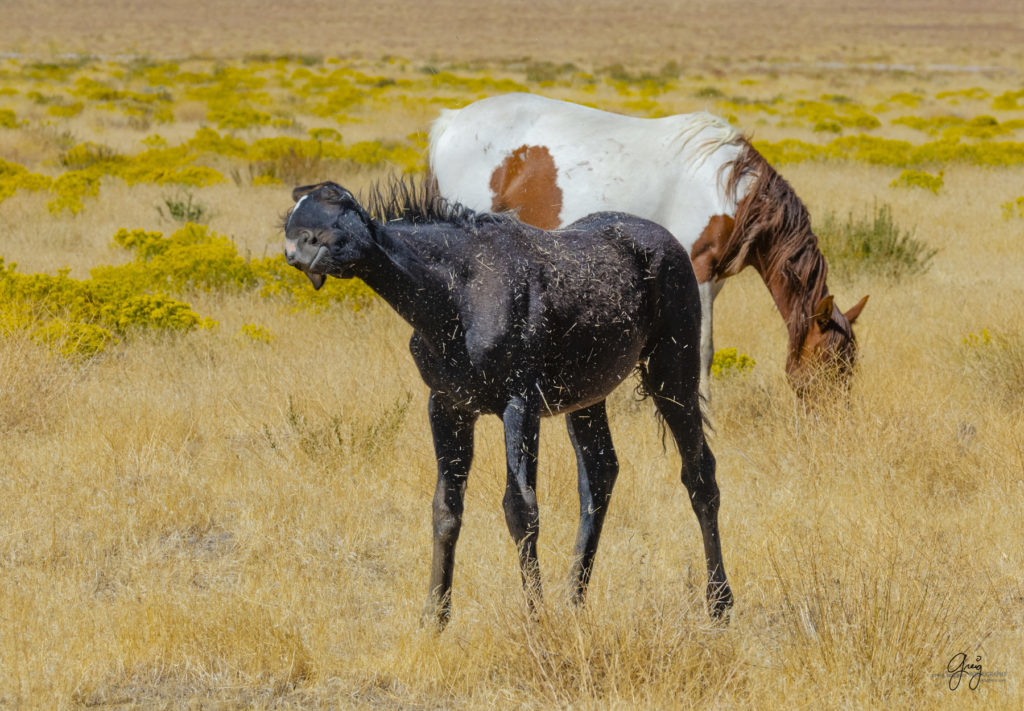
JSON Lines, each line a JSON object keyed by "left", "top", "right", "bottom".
{"left": 696, "top": 278, "right": 723, "bottom": 403}
{"left": 423, "top": 391, "right": 477, "bottom": 631}
{"left": 501, "top": 394, "right": 542, "bottom": 610}
{"left": 566, "top": 401, "right": 618, "bottom": 605}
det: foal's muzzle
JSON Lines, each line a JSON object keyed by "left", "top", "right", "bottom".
{"left": 284, "top": 237, "right": 328, "bottom": 290}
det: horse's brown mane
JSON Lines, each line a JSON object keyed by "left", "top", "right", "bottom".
{"left": 720, "top": 140, "right": 837, "bottom": 370}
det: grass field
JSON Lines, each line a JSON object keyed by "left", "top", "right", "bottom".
{"left": 2, "top": 2, "right": 1023, "bottom": 708}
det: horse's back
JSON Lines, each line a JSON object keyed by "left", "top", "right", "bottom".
{"left": 548, "top": 212, "right": 701, "bottom": 325}
{"left": 429, "top": 93, "right": 747, "bottom": 249}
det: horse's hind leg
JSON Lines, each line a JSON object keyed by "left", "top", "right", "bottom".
{"left": 501, "top": 395, "right": 543, "bottom": 609}
{"left": 424, "top": 392, "right": 477, "bottom": 630}
{"left": 644, "top": 341, "right": 733, "bottom": 619}
{"left": 566, "top": 400, "right": 619, "bottom": 605}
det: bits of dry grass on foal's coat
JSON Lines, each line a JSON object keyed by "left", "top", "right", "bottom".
{"left": 283, "top": 179, "right": 732, "bottom": 629}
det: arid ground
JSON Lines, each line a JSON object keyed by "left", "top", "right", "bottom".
{"left": 1, "top": 2, "right": 1022, "bottom": 708}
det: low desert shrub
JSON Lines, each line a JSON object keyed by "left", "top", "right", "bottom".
{"left": 0, "top": 257, "right": 209, "bottom": 358}
{"left": 1001, "top": 196, "right": 1024, "bottom": 219}
{"left": 816, "top": 203, "right": 937, "bottom": 279}
{"left": 0, "top": 221, "right": 376, "bottom": 358}
{"left": 157, "top": 191, "right": 211, "bottom": 223}
{"left": 711, "top": 348, "right": 756, "bottom": 378}
{"left": 890, "top": 169, "right": 944, "bottom": 193}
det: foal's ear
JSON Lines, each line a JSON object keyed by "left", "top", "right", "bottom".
{"left": 319, "top": 182, "right": 356, "bottom": 206}
{"left": 844, "top": 295, "right": 869, "bottom": 324}
{"left": 813, "top": 295, "right": 835, "bottom": 327}
{"left": 292, "top": 184, "right": 320, "bottom": 202}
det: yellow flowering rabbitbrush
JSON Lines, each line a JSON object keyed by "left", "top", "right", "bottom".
{"left": 890, "top": 169, "right": 944, "bottom": 194}
{"left": 0, "top": 257, "right": 209, "bottom": 359}
{"left": 711, "top": 348, "right": 755, "bottom": 378}
{"left": 1001, "top": 196, "right": 1024, "bottom": 219}
{"left": 1, "top": 159, "right": 52, "bottom": 205}
{"left": 238, "top": 323, "right": 273, "bottom": 343}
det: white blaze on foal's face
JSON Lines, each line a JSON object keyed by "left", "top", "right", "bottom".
{"left": 284, "top": 194, "right": 310, "bottom": 258}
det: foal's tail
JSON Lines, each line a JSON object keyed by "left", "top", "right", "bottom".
{"left": 634, "top": 359, "right": 712, "bottom": 452}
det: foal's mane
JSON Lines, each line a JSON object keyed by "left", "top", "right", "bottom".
{"left": 720, "top": 141, "right": 839, "bottom": 367}
{"left": 363, "top": 174, "right": 516, "bottom": 228}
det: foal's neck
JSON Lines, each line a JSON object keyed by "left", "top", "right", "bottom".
{"left": 353, "top": 221, "right": 460, "bottom": 336}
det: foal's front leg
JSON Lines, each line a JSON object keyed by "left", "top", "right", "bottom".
{"left": 501, "top": 395, "right": 542, "bottom": 608}
{"left": 423, "top": 392, "right": 477, "bottom": 630}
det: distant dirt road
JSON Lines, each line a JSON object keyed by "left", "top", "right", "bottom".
{"left": 3, "top": 0, "right": 1022, "bottom": 68}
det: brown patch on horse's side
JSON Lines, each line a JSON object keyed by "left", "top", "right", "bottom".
{"left": 689, "top": 214, "right": 735, "bottom": 283}
{"left": 489, "top": 145, "right": 563, "bottom": 230}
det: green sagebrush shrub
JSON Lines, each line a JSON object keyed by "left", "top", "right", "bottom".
{"left": 816, "top": 203, "right": 937, "bottom": 280}
{"left": 157, "top": 191, "right": 211, "bottom": 223}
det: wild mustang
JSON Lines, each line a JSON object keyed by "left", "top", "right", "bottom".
{"left": 429, "top": 93, "right": 869, "bottom": 398}
{"left": 283, "top": 179, "right": 731, "bottom": 629}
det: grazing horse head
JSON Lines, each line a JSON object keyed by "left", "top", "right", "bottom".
{"left": 790, "top": 293, "right": 869, "bottom": 397}
{"left": 723, "top": 144, "right": 870, "bottom": 398}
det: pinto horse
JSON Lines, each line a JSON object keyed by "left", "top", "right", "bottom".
{"left": 429, "top": 93, "right": 869, "bottom": 397}
{"left": 284, "top": 179, "right": 730, "bottom": 628}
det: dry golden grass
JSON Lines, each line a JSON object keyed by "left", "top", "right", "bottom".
{"left": 2, "top": 3, "right": 1024, "bottom": 708}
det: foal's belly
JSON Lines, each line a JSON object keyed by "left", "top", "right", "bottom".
{"left": 411, "top": 329, "right": 646, "bottom": 417}
{"left": 531, "top": 334, "right": 645, "bottom": 415}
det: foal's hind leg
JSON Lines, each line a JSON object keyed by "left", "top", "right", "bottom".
{"left": 644, "top": 343, "right": 733, "bottom": 618}
{"left": 566, "top": 400, "right": 619, "bottom": 605}
{"left": 423, "top": 392, "right": 477, "bottom": 630}
{"left": 501, "top": 395, "right": 543, "bottom": 609}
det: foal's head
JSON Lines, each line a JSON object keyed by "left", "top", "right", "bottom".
{"left": 789, "top": 293, "right": 869, "bottom": 397}
{"left": 283, "top": 181, "right": 373, "bottom": 289}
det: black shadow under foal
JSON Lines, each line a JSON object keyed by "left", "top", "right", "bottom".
{"left": 283, "top": 180, "right": 732, "bottom": 629}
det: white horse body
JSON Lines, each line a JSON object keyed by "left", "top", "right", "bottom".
{"left": 430, "top": 93, "right": 746, "bottom": 250}
{"left": 429, "top": 93, "right": 753, "bottom": 395}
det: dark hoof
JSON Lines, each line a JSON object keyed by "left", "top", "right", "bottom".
{"left": 707, "top": 582, "right": 734, "bottom": 622}
{"left": 421, "top": 600, "right": 450, "bottom": 632}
